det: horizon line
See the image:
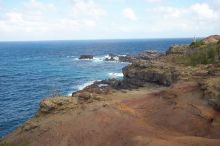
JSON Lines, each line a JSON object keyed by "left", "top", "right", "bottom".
{"left": 0, "top": 36, "right": 204, "bottom": 43}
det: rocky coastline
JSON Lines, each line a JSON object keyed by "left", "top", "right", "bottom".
{"left": 1, "top": 35, "right": 220, "bottom": 146}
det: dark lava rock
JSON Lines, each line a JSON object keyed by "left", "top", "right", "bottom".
{"left": 104, "top": 53, "right": 118, "bottom": 61}
{"left": 104, "top": 53, "right": 135, "bottom": 63}
{"left": 104, "top": 50, "right": 163, "bottom": 63}
{"left": 136, "top": 50, "right": 163, "bottom": 60}
{"left": 118, "top": 55, "right": 135, "bottom": 62}
{"left": 122, "top": 62, "right": 179, "bottom": 87}
{"left": 79, "top": 55, "right": 94, "bottom": 59}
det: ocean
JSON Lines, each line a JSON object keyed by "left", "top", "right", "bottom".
{"left": 0, "top": 38, "right": 192, "bottom": 138}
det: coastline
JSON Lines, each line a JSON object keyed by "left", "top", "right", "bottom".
{"left": 1, "top": 35, "right": 220, "bottom": 146}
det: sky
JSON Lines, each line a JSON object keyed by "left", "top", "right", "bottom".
{"left": 0, "top": 0, "right": 219, "bottom": 41}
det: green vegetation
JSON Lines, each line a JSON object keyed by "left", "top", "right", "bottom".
{"left": 190, "top": 40, "right": 205, "bottom": 48}
{"left": 218, "top": 41, "right": 220, "bottom": 59}
{"left": 178, "top": 43, "right": 220, "bottom": 66}
{"left": 0, "top": 143, "right": 16, "bottom": 146}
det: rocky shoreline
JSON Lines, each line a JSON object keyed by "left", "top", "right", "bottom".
{"left": 1, "top": 35, "right": 220, "bottom": 146}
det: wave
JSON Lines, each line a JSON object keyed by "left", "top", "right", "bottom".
{"left": 67, "top": 80, "right": 100, "bottom": 96}
{"left": 108, "top": 72, "right": 124, "bottom": 78}
{"left": 66, "top": 56, "right": 76, "bottom": 58}
{"left": 77, "top": 80, "right": 102, "bottom": 90}
{"left": 73, "top": 54, "right": 127, "bottom": 63}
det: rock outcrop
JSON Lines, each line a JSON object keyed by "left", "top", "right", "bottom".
{"left": 136, "top": 50, "right": 163, "bottom": 60}
{"left": 122, "top": 61, "right": 179, "bottom": 87}
{"left": 79, "top": 55, "right": 93, "bottom": 59}
{"left": 104, "top": 51, "right": 163, "bottom": 63}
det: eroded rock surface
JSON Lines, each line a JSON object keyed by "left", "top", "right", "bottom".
{"left": 39, "top": 96, "right": 78, "bottom": 114}
{"left": 201, "top": 77, "right": 220, "bottom": 111}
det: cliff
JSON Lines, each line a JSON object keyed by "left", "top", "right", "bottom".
{"left": 1, "top": 35, "right": 220, "bottom": 146}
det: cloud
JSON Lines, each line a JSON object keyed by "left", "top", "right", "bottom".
{"left": 0, "top": 0, "right": 219, "bottom": 40}
{"left": 122, "top": 8, "right": 137, "bottom": 21}
{"left": 24, "top": 0, "right": 56, "bottom": 12}
{"left": 144, "top": 2, "right": 220, "bottom": 37}
{"left": 149, "top": 3, "right": 218, "bottom": 20}
{"left": 191, "top": 3, "right": 218, "bottom": 19}
{"left": 0, "top": 0, "right": 106, "bottom": 38}
{"left": 70, "top": 0, "right": 107, "bottom": 19}
{"left": 145, "top": 0, "right": 162, "bottom": 3}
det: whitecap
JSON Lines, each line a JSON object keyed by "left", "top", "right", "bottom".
{"left": 73, "top": 54, "right": 130, "bottom": 63}
{"left": 108, "top": 72, "right": 124, "bottom": 78}
{"left": 77, "top": 80, "right": 101, "bottom": 90}
{"left": 67, "top": 92, "right": 73, "bottom": 96}
{"left": 66, "top": 56, "right": 75, "bottom": 58}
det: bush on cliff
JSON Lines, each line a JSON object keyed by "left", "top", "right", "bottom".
{"left": 180, "top": 43, "right": 220, "bottom": 66}
{"left": 190, "top": 40, "right": 204, "bottom": 48}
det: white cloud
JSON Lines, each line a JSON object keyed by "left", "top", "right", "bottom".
{"left": 148, "top": 3, "right": 219, "bottom": 20}
{"left": 71, "top": 0, "right": 107, "bottom": 19}
{"left": 214, "top": 0, "right": 220, "bottom": 4}
{"left": 83, "top": 19, "right": 96, "bottom": 27}
{"left": 191, "top": 3, "right": 218, "bottom": 19}
{"left": 24, "top": 0, "right": 56, "bottom": 12}
{"left": 0, "top": 0, "right": 106, "bottom": 38}
{"left": 122, "top": 8, "right": 137, "bottom": 21}
{"left": 144, "top": 2, "right": 220, "bottom": 37}
{"left": 145, "top": 0, "right": 162, "bottom": 3}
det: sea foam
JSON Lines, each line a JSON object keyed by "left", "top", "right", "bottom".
{"left": 108, "top": 72, "right": 124, "bottom": 78}
{"left": 73, "top": 54, "right": 126, "bottom": 63}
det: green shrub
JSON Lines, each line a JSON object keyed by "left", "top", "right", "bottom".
{"left": 190, "top": 40, "right": 205, "bottom": 48}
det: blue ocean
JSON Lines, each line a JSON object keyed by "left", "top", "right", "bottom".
{"left": 0, "top": 38, "right": 192, "bottom": 137}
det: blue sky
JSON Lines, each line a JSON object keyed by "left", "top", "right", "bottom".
{"left": 0, "top": 0, "right": 219, "bottom": 41}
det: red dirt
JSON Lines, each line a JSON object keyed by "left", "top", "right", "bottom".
{"left": 2, "top": 82, "right": 220, "bottom": 146}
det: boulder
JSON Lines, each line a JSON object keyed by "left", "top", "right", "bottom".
{"left": 79, "top": 55, "right": 93, "bottom": 60}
